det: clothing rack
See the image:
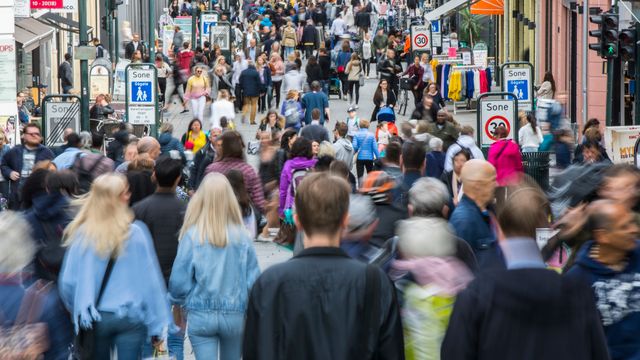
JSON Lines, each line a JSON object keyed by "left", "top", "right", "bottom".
{"left": 448, "top": 65, "right": 486, "bottom": 114}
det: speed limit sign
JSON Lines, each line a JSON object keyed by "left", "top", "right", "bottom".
{"left": 411, "top": 25, "right": 430, "bottom": 50}
{"left": 479, "top": 99, "right": 516, "bottom": 146}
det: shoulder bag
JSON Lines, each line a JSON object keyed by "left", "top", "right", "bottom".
{"left": 72, "top": 256, "right": 116, "bottom": 360}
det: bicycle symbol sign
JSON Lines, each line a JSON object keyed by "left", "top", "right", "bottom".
{"left": 414, "top": 34, "right": 428, "bottom": 48}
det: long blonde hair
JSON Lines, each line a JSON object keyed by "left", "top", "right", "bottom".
{"left": 63, "top": 173, "right": 133, "bottom": 256}
{"left": 179, "top": 172, "right": 243, "bottom": 247}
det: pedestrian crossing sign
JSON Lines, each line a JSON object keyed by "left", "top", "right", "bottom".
{"left": 131, "top": 81, "right": 153, "bottom": 104}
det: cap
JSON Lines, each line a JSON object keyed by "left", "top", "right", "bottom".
{"left": 359, "top": 171, "right": 396, "bottom": 203}
{"left": 346, "top": 194, "right": 377, "bottom": 234}
{"left": 347, "top": 106, "right": 357, "bottom": 113}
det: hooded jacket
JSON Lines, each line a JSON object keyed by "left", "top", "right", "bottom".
{"left": 565, "top": 241, "right": 640, "bottom": 360}
{"left": 333, "top": 137, "right": 355, "bottom": 169}
{"left": 442, "top": 265, "right": 610, "bottom": 360}
{"left": 278, "top": 157, "right": 317, "bottom": 216}
{"left": 444, "top": 135, "right": 485, "bottom": 172}
{"left": 488, "top": 139, "right": 524, "bottom": 186}
{"left": 158, "top": 132, "right": 186, "bottom": 161}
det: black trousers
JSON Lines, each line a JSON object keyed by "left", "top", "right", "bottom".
{"left": 272, "top": 80, "right": 282, "bottom": 108}
{"left": 356, "top": 159, "right": 374, "bottom": 182}
{"left": 158, "top": 78, "right": 167, "bottom": 103}
{"left": 348, "top": 81, "right": 360, "bottom": 105}
{"left": 362, "top": 58, "right": 371, "bottom": 76}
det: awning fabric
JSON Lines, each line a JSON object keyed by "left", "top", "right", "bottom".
{"left": 424, "top": 0, "right": 470, "bottom": 21}
{"left": 15, "top": 18, "right": 55, "bottom": 52}
{"left": 470, "top": 0, "right": 504, "bottom": 15}
{"left": 37, "top": 12, "right": 93, "bottom": 34}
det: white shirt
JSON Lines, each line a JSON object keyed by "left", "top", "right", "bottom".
{"left": 330, "top": 17, "right": 346, "bottom": 36}
{"left": 283, "top": 70, "right": 306, "bottom": 94}
{"left": 421, "top": 62, "right": 433, "bottom": 83}
{"left": 518, "top": 123, "right": 543, "bottom": 148}
{"left": 210, "top": 99, "right": 236, "bottom": 129}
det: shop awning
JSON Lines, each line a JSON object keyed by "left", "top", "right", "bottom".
{"left": 15, "top": 18, "right": 55, "bottom": 53}
{"left": 424, "top": 0, "right": 471, "bottom": 21}
{"left": 37, "top": 12, "right": 93, "bottom": 34}
{"left": 470, "top": 0, "right": 504, "bottom": 15}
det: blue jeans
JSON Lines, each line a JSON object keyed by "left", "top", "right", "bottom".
{"left": 284, "top": 46, "right": 295, "bottom": 59}
{"left": 321, "top": 80, "right": 329, "bottom": 97}
{"left": 142, "top": 327, "right": 185, "bottom": 360}
{"left": 93, "top": 312, "right": 147, "bottom": 360}
{"left": 188, "top": 310, "right": 244, "bottom": 360}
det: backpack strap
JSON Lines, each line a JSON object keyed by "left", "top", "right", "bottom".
{"left": 96, "top": 255, "right": 116, "bottom": 307}
{"left": 361, "top": 264, "right": 380, "bottom": 355}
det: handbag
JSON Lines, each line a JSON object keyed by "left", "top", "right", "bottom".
{"left": 0, "top": 280, "right": 53, "bottom": 360}
{"left": 72, "top": 256, "right": 116, "bottom": 360}
{"left": 273, "top": 222, "right": 296, "bottom": 246}
{"left": 358, "top": 68, "right": 365, "bottom": 87}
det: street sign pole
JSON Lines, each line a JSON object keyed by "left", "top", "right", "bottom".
{"left": 149, "top": 0, "right": 155, "bottom": 61}
{"left": 476, "top": 92, "right": 520, "bottom": 148}
{"left": 41, "top": 95, "right": 82, "bottom": 147}
{"left": 79, "top": 0, "right": 90, "bottom": 131}
{"left": 500, "top": 61, "right": 534, "bottom": 111}
{"left": 125, "top": 64, "right": 159, "bottom": 137}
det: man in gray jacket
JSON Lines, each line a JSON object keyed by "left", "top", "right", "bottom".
{"left": 172, "top": 25, "right": 184, "bottom": 55}
{"left": 333, "top": 121, "right": 354, "bottom": 170}
{"left": 58, "top": 54, "right": 73, "bottom": 94}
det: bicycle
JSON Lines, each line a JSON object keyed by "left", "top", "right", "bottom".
{"left": 397, "top": 77, "right": 411, "bottom": 116}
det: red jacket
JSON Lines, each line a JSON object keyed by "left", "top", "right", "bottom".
{"left": 178, "top": 50, "right": 194, "bottom": 75}
{"left": 403, "top": 64, "right": 425, "bottom": 89}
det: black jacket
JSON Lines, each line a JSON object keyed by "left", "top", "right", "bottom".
{"left": 189, "top": 143, "right": 216, "bottom": 190}
{"left": 125, "top": 41, "right": 146, "bottom": 60}
{"left": 243, "top": 247, "right": 404, "bottom": 360}
{"left": 106, "top": 129, "right": 129, "bottom": 167}
{"left": 305, "top": 63, "right": 323, "bottom": 85}
{"left": 89, "top": 104, "right": 115, "bottom": 120}
{"left": 441, "top": 268, "right": 610, "bottom": 360}
{"left": 239, "top": 65, "right": 263, "bottom": 97}
{"left": 318, "top": 54, "right": 331, "bottom": 80}
{"left": 133, "top": 192, "right": 186, "bottom": 285}
{"left": 301, "top": 25, "right": 319, "bottom": 47}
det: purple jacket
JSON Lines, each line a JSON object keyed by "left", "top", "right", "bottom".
{"left": 279, "top": 157, "right": 317, "bottom": 216}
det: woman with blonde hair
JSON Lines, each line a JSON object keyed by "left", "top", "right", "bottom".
{"left": 280, "top": 89, "right": 303, "bottom": 130}
{"left": 210, "top": 89, "right": 236, "bottom": 129}
{"left": 269, "top": 53, "right": 285, "bottom": 108}
{"left": 185, "top": 65, "right": 211, "bottom": 121}
{"left": 169, "top": 173, "right": 260, "bottom": 360}
{"left": 58, "top": 173, "right": 170, "bottom": 359}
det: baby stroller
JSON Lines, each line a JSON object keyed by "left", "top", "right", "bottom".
{"left": 329, "top": 68, "right": 342, "bottom": 100}
{"left": 376, "top": 106, "right": 399, "bottom": 136}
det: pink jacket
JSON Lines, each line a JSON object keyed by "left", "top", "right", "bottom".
{"left": 488, "top": 139, "right": 523, "bottom": 186}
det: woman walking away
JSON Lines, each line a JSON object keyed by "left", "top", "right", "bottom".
{"left": 169, "top": 173, "right": 261, "bottom": 360}
{"left": 537, "top": 71, "right": 556, "bottom": 100}
{"left": 346, "top": 53, "right": 362, "bottom": 106}
{"left": 488, "top": 126, "right": 523, "bottom": 186}
{"left": 58, "top": 173, "right": 171, "bottom": 360}
{"left": 361, "top": 31, "right": 373, "bottom": 78}
{"left": 353, "top": 118, "right": 380, "bottom": 181}
{"left": 518, "top": 112, "right": 543, "bottom": 152}
{"left": 225, "top": 170, "right": 258, "bottom": 239}
{"left": 185, "top": 66, "right": 210, "bottom": 121}
{"left": 210, "top": 90, "right": 236, "bottom": 130}
{"left": 336, "top": 40, "right": 352, "bottom": 99}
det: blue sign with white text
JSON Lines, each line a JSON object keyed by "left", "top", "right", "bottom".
{"left": 130, "top": 81, "right": 153, "bottom": 104}
{"left": 506, "top": 80, "right": 529, "bottom": 101}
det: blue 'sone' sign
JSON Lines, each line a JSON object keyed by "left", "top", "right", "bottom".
{"left": 506, "top": 80, "right": 529, "bottom": 101}
{"left": 431, "top": 21, "right": 441, "bottom": 34}
{"left": 130, "top": 81, "right": 153, "bottom": 104}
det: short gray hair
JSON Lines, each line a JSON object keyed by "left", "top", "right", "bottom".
{"left": 0, "top": 211, "right": 36, "bottom": 274}
{"left": 409, "top": 178, "right": 450, "bottom": 217}
{"left": 79, "top": 131, "right": 92, "bottom": 149}
{"left": 428, "top": 137, "right": 443, "bottom": 151}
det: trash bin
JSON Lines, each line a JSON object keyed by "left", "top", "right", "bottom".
{"left": 522, "top": 151, "right": 551, "bottom": 191}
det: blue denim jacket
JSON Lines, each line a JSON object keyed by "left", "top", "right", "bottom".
{"left": 449, "top": 195, "right": 497, "bottom": 254}
{"left": 169, "top": 225, "right": 261, "bottom": 312}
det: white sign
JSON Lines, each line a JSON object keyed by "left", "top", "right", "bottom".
{"left": 44, "top": 101, "right": 81, "bottom": 146}
{"left": 14, "top": 0, "right": 29, "bottom": 17}
{"left": 209, "top": 25, "right": 230, "bottom": 50}
{"left": 480, "top": 99, "right": 516, "bottom": 146}
{"left": 0, "top": 36, "right": 17, "bottom": 139}
{"left": 127, "top": 67, "right": 155, "bottom": 105}
{"left": 201, "top": 13, "right": 219, "bottom": 46}
{"left": 604, "top": 126, "right": 640, "bottom": 164}
{"left": 536, "top": 228, "right": 559, "bottom": 250}
{"left": 432, "top": 32, "right": 442, "bottom": 47}
{"left": 410, "top": 25, "right": 430, "bottom": 50}
{"left": 503, "top": 67, "right": 532, "bottom": 111}
{"left": 126, "top": 66, "right": 156, "bottom": 126}
{"left": 128, "top": 106, "right": 155, "bottom": 125}
{"left": 462, "top": 52, "right": 471, "bottom": 65}
{"left": 473, "top": 49, "right": 488, "bottom": 68}
{"left": 50, "top": 0, "right": 76, "bottom": 13}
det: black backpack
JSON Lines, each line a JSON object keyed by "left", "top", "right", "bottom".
{"left": 71, "top": 153, "right": 106, "bottom": 194}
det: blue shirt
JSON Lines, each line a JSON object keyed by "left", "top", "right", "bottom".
{"left": 53, "top": 147, "right": 83, "bottom": 169}
{"left": 301, "top": 91, "right": 329, "bottom": 125}
{"left": 449, "top": 195, "right": 497, "bottom": 254}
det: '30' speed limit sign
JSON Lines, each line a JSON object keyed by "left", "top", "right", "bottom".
{"left": 411, "top": 25, "right": 430, "bottom": 50}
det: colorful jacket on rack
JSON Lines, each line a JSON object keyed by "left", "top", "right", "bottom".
{"left": 442, "top": 65, "right": 452, "bottom": 101}
{"left": 465, "top": 71, "right": 475, "bottom": 99}
{"left": 448, "top": 71, "right": 462, "bottom": 102}
{"left": 479, "top": 70, "right": 489, "bottom": 94}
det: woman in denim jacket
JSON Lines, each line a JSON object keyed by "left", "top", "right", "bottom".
{"left": 169, "top": 172, "right": 261, "bottom": 360}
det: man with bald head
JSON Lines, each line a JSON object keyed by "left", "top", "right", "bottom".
{"left": 115, "top": 136, "right": 161, "bottom": 173}
{"left": 443, "top": 184, "right": 610, "bottom": 359}
{"left": 448, "top": 159, "right": 498, "bottom": 261}
{"left": 566, "top": 200, "right": 640, "bottom": 359}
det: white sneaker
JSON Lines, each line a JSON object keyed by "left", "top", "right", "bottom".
{"left": 256, "top": 234, "right": 274, "bottom": 242}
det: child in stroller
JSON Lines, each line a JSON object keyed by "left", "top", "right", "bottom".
{"left": 328, "top": 68, "right": 342, "bottom": 99}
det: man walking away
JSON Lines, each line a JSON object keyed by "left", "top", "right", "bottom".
{"left": 300, "top": 81, "right": 330, "bottom": 125}
{"left": 441, "top": 183, "right": 610, "bottom": 360}
{"left": 239, "top": 61, "right": 262, "bottom": 125}
{"left": 133, "top": 156, "right": 187, "bottom": 360}
{"left": 243, "top": 173, "right": 404, "bottom": 359}
{"left": 52, "top": 132, "right": 83, "bottom": 169}
{"left": 565, "top": 200, "right": 640, "bottom": 360}
{"left": 58, "top": 54, "right": 73, "bottom": 94}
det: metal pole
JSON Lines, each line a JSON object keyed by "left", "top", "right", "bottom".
{"left": 149, "top": 0, "right": 156, "bottom": 61}
{"left": 79, "top": 0, "right": 90, "bottom": 131}
{"left": 114, "top": 14, "right": 119, "bottom": 64}
{"left": 582, "top": 0, "right": 588, "bottom": 127}
{"left": 505, "top": 0, "right": 510, "bottom": 61}
{"left": 192, "top": 8, "right": 197, "bottom": 48}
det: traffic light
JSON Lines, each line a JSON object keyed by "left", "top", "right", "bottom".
{"left": 619, "top": 27, "right": 636, "bottom": 62}
{"left": 109, "top": 0, "right": 123, "bottom": 11}
{"left": 602, "top": 12, "right": 619, "bottom": 58}
{"left": 589, "top": 13, "right": 604, "bottom": 56}
{"left": 101, "top": 16, "right": 109, "bottom": 31}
